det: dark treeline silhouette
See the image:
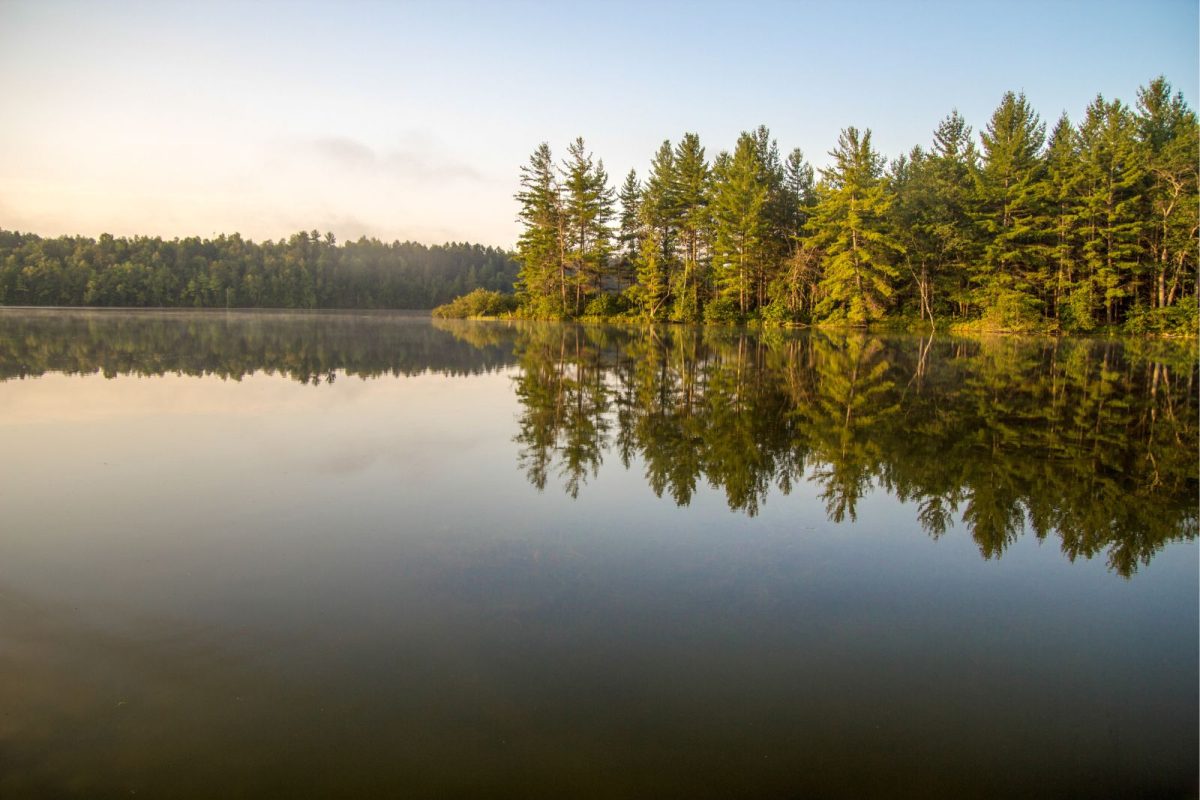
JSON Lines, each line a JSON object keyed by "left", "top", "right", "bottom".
{"left": 503, "top": 77, "right": 1198, "bottom": 333}
{"left": 0, "top": 229, "right": 518, "bottom": 309}
{"left": 435, "top": 319, "right": 1197, "bottom": 576}
{"left": 0, "top": 309, "right": 517, "bottom": 383}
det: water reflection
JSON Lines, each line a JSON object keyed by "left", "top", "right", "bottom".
{"left": 0, "top": 308, "right": 515, "bottom": 382}
{"left": 0, "top": 309, "right": 1196, "bottom": 797}
{"left": 1, "top": 309, "right": 1194, "bottom": 577}
{"left": 439, "top": 320, "right": 1197, "bottom": 577}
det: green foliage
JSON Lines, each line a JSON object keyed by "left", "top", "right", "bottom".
{"left": 703, "top": 295, "right": 741, "bottom": 324}
{"left": 977, "top": 287, "right": 1044, "bottom": 332}
{"left": 758, "top": 298, "right": 795, "bottom": 327}
{"left": 710, "top": 132, "right": 770, "bottom": 315}
{"left": 811, "top": 127, "right": 902, "bottom": 324}
{"left": 513, "top": 139, "right": 615, "bottom": 318}
{"left": 1060, "top": 283, "right": 1098, "bottom": 332}
{"left": 581, "top": 292, "right": 628, "bottom": 320}
{"left": 514, "top": 143, "right": 565, "bottom": 310}
{"left": 21, "top": 76, "right": 1197, "bottom": 338}
{"left": 0, "top": 230, "right": 517, "bottom": 309}
{"left": 561, "top": 137, "right": 616, "bottom": 314}
{"left": 644, "top": 76, "right": 1192, "bottom": 332}
{"left": 1076, "top": 96, "right": 1145, "bottom": 325}
{"left": 974, "top": 91, "right": 1049, "bottom": 302}
{"left": 1123, "top": 296, "right": 1198, "bottom": 336}
{"left": 670, "top": 133, "right": 712, "bottom": 322}
{"left": 431, "top": 288, "right": 518, "bottom": 318}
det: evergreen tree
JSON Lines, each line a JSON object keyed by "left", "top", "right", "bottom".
{"left": 810, "top": 127, "right": 901, "bottom": 324}
{"left": 888, "top": 147, "right": 939, "bottom": 323}
{"left": 1076, "top": 96, "right": 1145, "bottom": 324}
{"left": 769, "top": 147, "right": 818, "bottom": 320}
{"left": 926, "top": 110, "right": 980, "bottom": 320}
{"left": 515, "top": 142, "right": 566, "bottom": 316}
{"left": 751, "top": 126, "right": 792, "bottom": 310}
{"left": 560, "top": 137, "right": 615, "bottom": 315}
{"left": 710, "top": 133, "right": 769, "bottom": 317}
{"left": 1042, "top": 114, "right": 1087, "bottom": 326}
{"left": 616, "top": 169, "right": 643, "bottom": 293}
{"left": 1135, "top": 77, "right": 1199, "bottom": 311}
{"left": 782, "top": 147, "right": 816, "bottom": 243}
{"left": 670, "top": 133, "right": 711, "bottom": 321}
{"left": 635, "top": 140, "right": 681, "bottom": 319}
{"left": 975, "top": 92, "right": 1048, "bottom": 323}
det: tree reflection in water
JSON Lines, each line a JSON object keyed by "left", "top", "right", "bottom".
{"left": 444, "top": 320, "right": 1196, "bottom": 577}
{"left": 0, "top": 309, "right": 1192, "bottom": 577}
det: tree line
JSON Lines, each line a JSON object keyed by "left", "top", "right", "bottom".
{"left": 0, "top": 229, "right": 518, "bottom": 309}
{"left": 508, "top": 77, "right": 1197, "bottom": 333}
{"left": 435, "top": 319, "right": 1196, "bottom": 576}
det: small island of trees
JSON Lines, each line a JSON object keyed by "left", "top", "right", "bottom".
{"left": 438, "top": 76, "right": 1197, "bottom": 335}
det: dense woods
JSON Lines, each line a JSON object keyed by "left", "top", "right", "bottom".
{"left": 0, "top": 230, "right": 517, "bottom": 309}
{"left": 504, "top": 77, "right": 1198, "bottom": 333}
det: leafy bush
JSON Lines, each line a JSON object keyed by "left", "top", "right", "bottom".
{"left": 1060, "top": 284, "right": 1097, "bottom": 333}
{"left": 431, "top": 289, "right": 518, "bottom": 319}
{"left": 703, "top": 296, "right": 741, "bottom": 325}
{"left": 759, "top": 299, "right": 796, "bottom": 327}
{"left": 1123, "top": 297, "right": 1198, "bottom": 337}
{"left": 582, "top": 292, "right": 627, "bottom": 319}
{"left": 978, "top": 288, "right": 1042, "bottom": 332}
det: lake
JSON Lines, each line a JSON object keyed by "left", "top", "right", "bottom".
{"left": 0, "top": 309, "right": 1195, "bottom": 799}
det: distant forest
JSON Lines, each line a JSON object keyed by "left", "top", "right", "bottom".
{"left": 0, "top": 230, "right": 518, "bottom": 309}
{"left": 500, "top": 76, "right": 1197, "bottom": 333}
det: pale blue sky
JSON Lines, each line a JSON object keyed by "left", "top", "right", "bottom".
{"left": 1, "top": 0, "right": 1195, "bottom": 247}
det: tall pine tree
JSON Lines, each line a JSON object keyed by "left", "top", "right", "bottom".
{"left": 975, "top": 92, "right": 1047, "bottom": 324}
{"left": 811, "top": 127, "right": 901, "bottom": 324}
{"left": 515, "top": 143, "right": 565, "bottom": 316}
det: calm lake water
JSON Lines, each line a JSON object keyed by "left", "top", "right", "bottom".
{"left": 0, "top": 309, "right": 1195, "bottom": 799}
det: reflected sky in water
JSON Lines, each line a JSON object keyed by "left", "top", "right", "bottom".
{"left": 0, "top": 309, "right": 1195, "bottom": 798}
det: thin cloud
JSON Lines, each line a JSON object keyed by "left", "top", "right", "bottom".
{"left": 311, "top": 137, "right": 376, "bottom": 167}
{"left": 309, "top": 135, "right": 486, "bottom": 183}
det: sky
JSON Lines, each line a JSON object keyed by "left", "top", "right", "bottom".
{"left": 1, "top": 0, "right": 1196, "bottom": 249}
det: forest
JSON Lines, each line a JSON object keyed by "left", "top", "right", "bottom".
{"left": 0, "top": 230, "right": 517, "bottom": 309}
{"left": 495, "top": 76, "right": 1197, "bottom": 334}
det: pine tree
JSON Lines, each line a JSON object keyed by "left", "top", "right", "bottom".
{"left": 782, "top": 147, "right": 816, "bottom": 241}
{"left": 670, "top": 133, "right": 711, "bottom": 321}
{"left": 888, "top": 146, "right": 939, "bottom": 323}
{"left": 616, "top": 169, "right": 643, "bottom": 294}
{"left": 560, "top": 137, "right": 614, "bottom": 315}
{"left": 1135, "top": 76, "right": 1199, "bottom": 310}
{"left": 635, "top": 141, "right": 680, "bottom": 319}
{"left": 810, "top": 127, "right": 901, "bottom": 324}
{"left": 927, "top": 110, "right": 980, "bottom": 320}
{"left": 751, "top": 126, "right": 791, "bottom": 309}
{"left": 975, "top": 92, "right": 1048, "bottom": 323}
{"left": 1076, "top": 96, "right": 1144, "bottom": 324}
{"left": 769, "top": 147, "right": 818, "bottom": 319}
{"left": 710, "top": 133, "right": 769, "bottom": 316}
{"left": 515, "top": 143, "right": 565, "bottom": 316}
{"left": 1042, "top": 114, "right": 1086, "bottom": 325}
